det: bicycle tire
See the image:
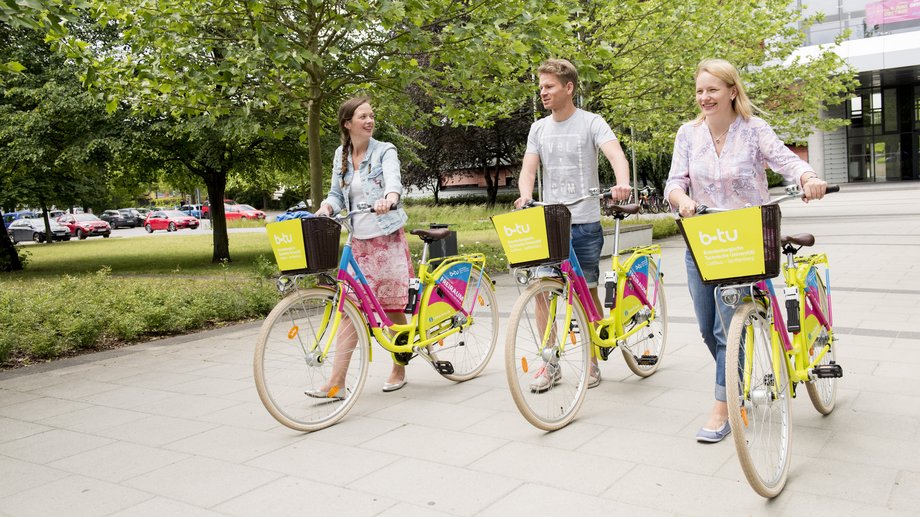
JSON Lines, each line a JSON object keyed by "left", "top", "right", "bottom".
{"left": 805, "top": 273, "right": 837, "bottom": 415}
{"left": 254, "top": 287, "right": 369, "bottom": 432}
{"left": 726, "top": 301, "right": 791, "bottom": 498}
{"left": 434, "top": 268, "right": 499, "bottom": 382}
{"left": 505, "top": 278, "right": 590, "bottom": 431}
{"left": 620, "top": 262, "right": 668, "bottom": 377}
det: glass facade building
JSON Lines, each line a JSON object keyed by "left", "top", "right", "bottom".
{"left": 797, "top": 0, "right": 920, "bottom": 182}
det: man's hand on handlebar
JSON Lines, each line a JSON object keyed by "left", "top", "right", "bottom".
{"left": 514, "top": 196, "right": 532, "bottom": 210}
{"left": 609, "top": 184, "right": 631, "bottom": 201}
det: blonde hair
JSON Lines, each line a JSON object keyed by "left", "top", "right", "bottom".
{"left": 693, "top": 59, "right": 755, "bottom": 122}
{"left": 538, "top": 58, "right": 578, "bottom": 93}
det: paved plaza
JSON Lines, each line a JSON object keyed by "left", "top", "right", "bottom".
{"left": 1, "top": 183, "right": 919, "bottom": 516}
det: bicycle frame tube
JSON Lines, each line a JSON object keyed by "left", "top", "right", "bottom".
{"left": 761, "top": 279, "right": 794, "bottom": 352}
{"left": 336, "top": 243, "right": 395, "bottom": 329}
{"left": 562, "top": 243, "right": 602, "bottom": 322}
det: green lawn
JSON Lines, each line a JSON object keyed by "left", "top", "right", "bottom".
{"left": 1, "top": 204, "right": 678, "bottom": 366}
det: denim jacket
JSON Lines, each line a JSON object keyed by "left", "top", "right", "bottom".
{"left": 322, "top": 138, "right": 408, "bottom": 235}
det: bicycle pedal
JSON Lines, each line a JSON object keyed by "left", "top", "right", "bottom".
{"left": 636, "top": 354, "right": 658, "bottom": 366}
{"left": 812, "top": 362, "right": 843, "bottom": 378}
{"left": 432, "top": 360, "right": 454, "bottom": 374}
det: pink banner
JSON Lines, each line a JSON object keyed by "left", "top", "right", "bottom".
{"left": 865, "top": 0, "right": 920, "bottom": 25}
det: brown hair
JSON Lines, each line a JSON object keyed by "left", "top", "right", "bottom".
{"left": 337, "top": 95, "right": 371, "bottom": 186}
{"left": 693, "top": 59, "right": 756, "bottom": 123}
{"left": 537, "top": 58, "right": 578, "bottom": 93}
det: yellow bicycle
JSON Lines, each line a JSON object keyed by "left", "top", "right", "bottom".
{"left": 680, "top": 184, "right": 841, "bottom": 497}
{"left": 254, "top": 205, "right": 498, "bottom": 431}
{"left": 496, "top": 191, "right": 668, "bottom": 431}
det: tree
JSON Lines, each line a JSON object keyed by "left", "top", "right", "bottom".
{"left": 51, "top": 0, "right": 567, "bottom": 212}
{"left": 552, "top": 0, "right": 856, "bottom": 188}
{"left": 0, "top": 21, "right": 116, "bottom": 271}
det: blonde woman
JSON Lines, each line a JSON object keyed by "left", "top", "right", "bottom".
{"left": 664, "top": 59, "right": 828, "bottom": 443}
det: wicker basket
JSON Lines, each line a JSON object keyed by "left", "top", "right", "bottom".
{"left": 492, "top": 204, "right": 571, "bottom": 268}
{"left": 267, "top": 217, "right": 342, "bottom": 274}
{"left": 678, "top": 204, "right": 781, "bottom": 285}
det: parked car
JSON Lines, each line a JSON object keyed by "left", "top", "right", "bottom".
{"left": 236, "top": 204, "right": 266, "bottom": 220}
{"left": 179, "top": 204, "right": 203, "bottom": 218}
{"left": 7, "top": 218, "right": 71, "bottom": 243}
{"left": 2, "top": 210, "right": 39, "bottom": 228}
{"left": 56, "top": 213, "right": 111, "bottom": 239}
{"left": 117, "top": 208, "right": 143, "bottom": 227}
{"left": 201, "top": 199, "right": 237, "bottom": 219}
{"left": 143, "top": 210, "right": 200, "bottom": 232}
{"left": 101, "top": 209, "right": 133, "bottom": 229}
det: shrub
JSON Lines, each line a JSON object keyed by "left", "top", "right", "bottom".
{"left": 0, "top": 268, "right": 280, "bottom": 365}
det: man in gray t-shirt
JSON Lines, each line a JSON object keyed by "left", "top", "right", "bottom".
{"left": 515, "top": 58, "right": 631, "bottom": 391}
{"left": 525, "top": 109, "right": 620, "bottom": 224}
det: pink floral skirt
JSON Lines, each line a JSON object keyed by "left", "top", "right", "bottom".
{"left": 351, "top": 228, "right": 415, "bottom": 311}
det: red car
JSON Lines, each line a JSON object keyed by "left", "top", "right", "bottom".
{"left": 56, "top": 213, "right": 111, "bottom": 239}
{"left": 225, "top": 204, "right": 266, "bottom": 220}
{"left": 144, "top": 210, "right": 200, "bottom": 232}
{"left": 201, "top": 199, "right": 237, "bottom": 219}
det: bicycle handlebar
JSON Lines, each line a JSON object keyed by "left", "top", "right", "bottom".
{"left": 522, "top": 188, "right": 611, "bottom": 208}
{"left": 695, "top": 184, "right": 839, "bottom": 215}
{"left": 330, "top": 202, "right": 399, "bottom": 222}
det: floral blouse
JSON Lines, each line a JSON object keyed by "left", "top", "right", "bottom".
{"left": 664, "top": 116, "right": 813, "bottom": 210}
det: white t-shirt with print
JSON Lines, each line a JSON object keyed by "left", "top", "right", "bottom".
{"left": 525, "top": 108, "right": 617, "bottom": 224}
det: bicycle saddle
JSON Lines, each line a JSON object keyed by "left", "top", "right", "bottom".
{"left": 781, "top": 233, "right": 815, "bottom": 247}
{"left": 410, "top": 228, "right": 452, "bottom": 242}
{"left": 606, "top": 203, "right": 641, "bottom": 215}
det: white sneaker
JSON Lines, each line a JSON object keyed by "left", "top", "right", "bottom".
{"left": 529, "top": 363, "right": 562, "bottom": 393}
{"left": 588, "top": 363, "right": 601, "bottom": 389}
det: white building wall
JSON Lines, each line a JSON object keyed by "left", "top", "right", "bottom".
{"left": 821, "top": 104, "right": 848, "bottom": 184}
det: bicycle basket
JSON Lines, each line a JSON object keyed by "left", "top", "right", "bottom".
{"left": 491, "top": 204, "right": 571, "bottom": 268}
{"left": 677, "top": 204, "right": 781, "bottom": 285}
{"left": 266, "top": 217, "right": 342, "bottom": 274}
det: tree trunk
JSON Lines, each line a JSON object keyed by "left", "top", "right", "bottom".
{"left": 203, "top": 173, "right": 231, "bottom": 263}
{"left": 0, "top": 220, "right": 22, "bottom": 271}
{"left": 308, "top": 98, "right": 323, "bottom": 210}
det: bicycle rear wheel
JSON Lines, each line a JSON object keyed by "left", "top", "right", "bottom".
{"left": 254, "top": 288, "right": 369, "bottom": 432}
{"left": 620, "top": 261, "right": 668, "bottom": 377}
{"left": 505, "top": 279, "right": 590, "bottom": 431}
{"left": 726, "top": 301, "right": 791, "bottom": 498}
{"left": 806, "top": 272, "right": 837, "bottom": 414}
{"left": 436, "top": 268, "right": 499, "bottom": 382}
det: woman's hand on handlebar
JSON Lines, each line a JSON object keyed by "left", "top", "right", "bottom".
{"left": 315, "top": 204, "right": 334, "bottom": 217}
{"left": 670, "top": 191, "right": 697, "bottom": 218}
{"left": 802, "top": 176, "right": 828, "bottom": 203}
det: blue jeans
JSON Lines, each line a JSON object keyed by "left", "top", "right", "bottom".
{"left": 685, "top": 251, "right": 734, "bottom": 402}
{"left": 571, "top": 222, "right": 604, "bottom": 287}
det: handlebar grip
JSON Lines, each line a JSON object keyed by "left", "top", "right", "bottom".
{"left": 601, "top": 192, "right": 613, "bottom": 200}
{"left": 826, "top": 185, "right": 840, "bottom": 194}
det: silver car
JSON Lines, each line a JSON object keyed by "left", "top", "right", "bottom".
{"left": 7, "top": 218, "right": 71, "bottom": 243}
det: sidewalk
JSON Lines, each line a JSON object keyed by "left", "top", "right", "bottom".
{"left": 1, "top": 183, "right": 919, "bottom": 516}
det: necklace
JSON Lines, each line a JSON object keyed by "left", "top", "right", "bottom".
{"left": 712, "top": 128, "right": 729, "bottom": 145}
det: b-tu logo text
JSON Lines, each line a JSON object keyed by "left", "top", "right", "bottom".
{"left": 698, "top": 229, "right": 738, "bottom": 246}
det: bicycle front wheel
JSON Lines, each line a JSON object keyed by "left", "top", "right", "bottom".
{"left": 505, "top": 279, "right": 590, "bottom": 431}
{"left": 254, "top": 288, "right": 370, "bottom": 432}
{"left": 436, "top": 269, "right": 499, "bottom": 382}
{"left": 726, "top": 301, "right": 792, "bottom": 498}
{"left": 620, "top": 261, "right": 668, "bottom": 377}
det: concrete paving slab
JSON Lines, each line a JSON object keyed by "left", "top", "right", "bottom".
{"left": 0, "top": 182, "right": 918, "bottom": 514}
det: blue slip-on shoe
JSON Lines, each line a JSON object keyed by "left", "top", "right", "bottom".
{"left": 696, "top": 421, "right": 731, "bottom": 443}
